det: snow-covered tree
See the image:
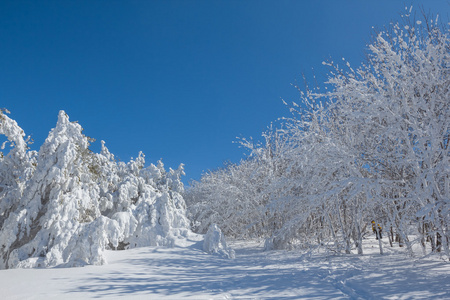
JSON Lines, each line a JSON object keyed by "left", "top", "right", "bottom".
{"left": 0, "top": 110, "right": 190, "bottom": 269}
{"left": 0, "top": 109, "right": 36, "bottom": 236}
{"left": 186, "top": 11, "right": 449, "bottom": 259}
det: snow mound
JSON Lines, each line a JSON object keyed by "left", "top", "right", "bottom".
{"left": 203, "top": 224, "right": 235, "bottom": 259}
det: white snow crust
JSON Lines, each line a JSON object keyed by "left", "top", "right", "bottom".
{"left": 0, "top": 236, "right": 448, "bottom": 299}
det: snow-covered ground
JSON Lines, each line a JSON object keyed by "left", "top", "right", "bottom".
{"left": 1, "top": 236, "right": 449, "bottom": 300}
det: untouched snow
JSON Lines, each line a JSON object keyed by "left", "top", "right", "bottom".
{"left": 0, "top": 236, "right": 449, "bottom": 300}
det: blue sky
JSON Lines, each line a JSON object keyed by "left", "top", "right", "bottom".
{"left": 1, "top": 1, "right": 448, "bottom": 184}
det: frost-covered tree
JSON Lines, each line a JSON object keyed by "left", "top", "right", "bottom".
{"left": 319, "top": 13, "right": 450, "bottom": 256}
{"left": 186, "top": 11, "right": 450, "bottom": 258}
{"left": 0, "top": 109, "right": 36, "bottom": 233}
{"left": 0, "top": 110, "right": 190, "bottom": 269}
{"left": 0, "top": 111, "right": 109, "bottom": 268}
{"left": 186, "top": 154, "right": 275, "bottom": 238}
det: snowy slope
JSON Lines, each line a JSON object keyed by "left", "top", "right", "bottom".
{"left": 1, "top": 236, "right": 449, "bottom": 300}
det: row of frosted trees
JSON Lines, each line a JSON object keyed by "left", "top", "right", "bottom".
{"left": 0, "top": 110, "right": 188, "bottom": 269}
{"left": 186, "top": 15, "right": 450, "bottom": 258}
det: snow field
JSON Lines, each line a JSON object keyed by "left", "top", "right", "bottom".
{"left": 1, "top": 235, "right": 449, "bottom": 299}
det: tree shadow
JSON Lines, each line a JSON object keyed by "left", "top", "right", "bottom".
{"left": 67, "top": 241, "right": 450, "bottom": 299}
{"left": 67, "top": 243, "right": 345, "bottom": 299}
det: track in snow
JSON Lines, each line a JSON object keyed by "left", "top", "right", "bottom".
{"left": 1, "top": 237, "right": 449, "bottom": 299}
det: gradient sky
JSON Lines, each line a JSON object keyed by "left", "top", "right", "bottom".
{"left": 1, "top": 1, "right": 448, "bottom": 184}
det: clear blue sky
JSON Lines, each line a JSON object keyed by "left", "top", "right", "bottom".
{"left": 1, "top": 1, "right": 448, "bottom": 184}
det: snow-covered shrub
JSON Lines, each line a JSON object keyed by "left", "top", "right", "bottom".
{"left": 203, "top": 224, "right": 235, "bottom": 259}
{"left": 0, "top": 110, "right": 189, "bottom": 269}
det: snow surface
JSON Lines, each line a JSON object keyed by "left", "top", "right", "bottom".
{"left": 0, "top": 236, "right": 449, "bottom": 299}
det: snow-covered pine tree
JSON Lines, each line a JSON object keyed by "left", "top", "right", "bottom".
{"left": 0, "top": 110, "right": 190, "bottom": 269}
{"left": 0, "top": 109, "right": 37, "bottom": 237}
{"left": 0, "top": 111, "right": 111, "bottom": 268}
